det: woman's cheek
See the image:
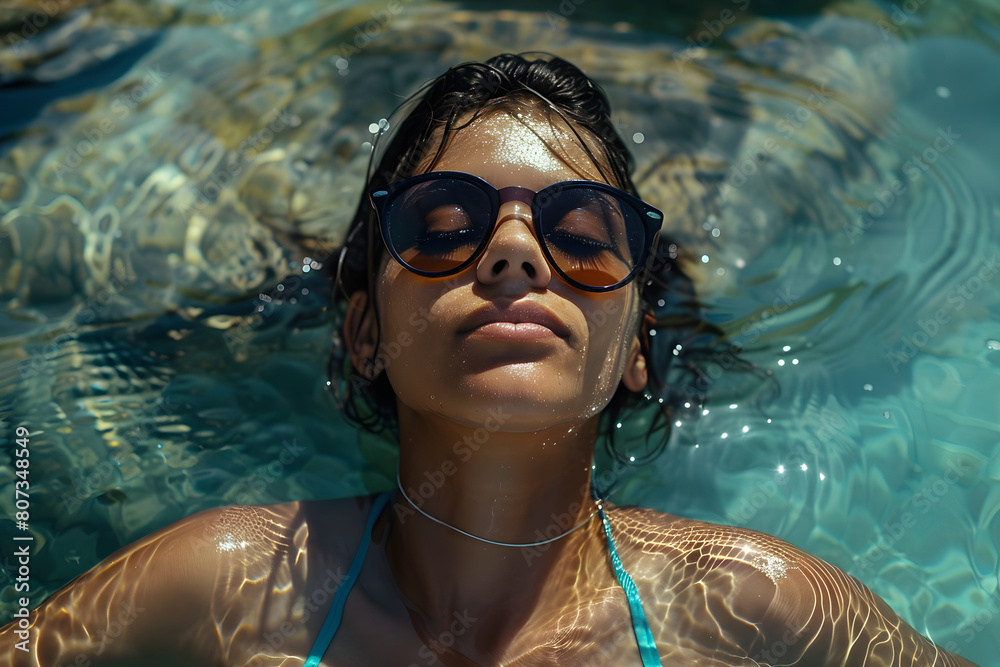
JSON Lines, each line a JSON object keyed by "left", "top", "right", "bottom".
{"left": 585, "top": 293, "right": 640, "bottom": 395}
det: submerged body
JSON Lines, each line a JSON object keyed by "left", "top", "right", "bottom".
{"left": 2, "top": 493, "right": 976, "bottom": 666}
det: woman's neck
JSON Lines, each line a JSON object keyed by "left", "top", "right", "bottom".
{"left": 384, "top": 407, "right": 608, "bottom": 654}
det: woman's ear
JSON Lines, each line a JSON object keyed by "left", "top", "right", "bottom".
{"left": 344, "top": 291, "right": 379, "bottom": 377}
{"left": 621, "top": 335, "right": 648, "bottom": 392}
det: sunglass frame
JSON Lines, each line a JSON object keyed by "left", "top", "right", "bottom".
{"left": 370, "top": 171, "right": 663, "bottom": 292}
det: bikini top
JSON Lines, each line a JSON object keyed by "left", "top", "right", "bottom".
{"left": 304, "top": 492, "right": 663, "bottom": 667}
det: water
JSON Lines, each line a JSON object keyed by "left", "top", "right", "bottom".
{"left": 1, "top": 0, "right": 998, "bottom": 664}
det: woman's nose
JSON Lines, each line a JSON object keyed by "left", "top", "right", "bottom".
{"left": 475, "top": 200, "right": 552, "bottom": 291}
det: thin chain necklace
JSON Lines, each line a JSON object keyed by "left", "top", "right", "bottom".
{"left": 395, "top": 473, "right": 601, "bottom": 548}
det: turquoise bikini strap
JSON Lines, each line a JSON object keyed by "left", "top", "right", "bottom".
{"left": 305, "top": 492, "right": 391, "bottom": 667}
{"left": 597, "top": 505, "right": 664, "bottom": 667}
{"left": 305, "top": 491, "right": 660, "bottom": 666}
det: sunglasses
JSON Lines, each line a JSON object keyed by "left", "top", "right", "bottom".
{"left": 369, "top": 171, "right": 663, "bottom": 292}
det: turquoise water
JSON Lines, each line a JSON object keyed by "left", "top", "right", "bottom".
{"left": 1, "top": 0, "right": 998, "bottom": 664}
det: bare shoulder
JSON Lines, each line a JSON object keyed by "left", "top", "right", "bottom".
{"left": 2, "top": 496, "right": 383, "bottom": 667}
{"left": 606, "top": 505, "right": 979, "bottom": 666}
{"left": 158, "top": 493, "right": 382, "bottom": 567}
{"left": 605, "top": 504, "right": 809, "bottom": 623}
{"left": 167, "top": 494, "right": 384, "bottom": 592}
{"left": 172, "top": 499, "right": 306, "bottom": 562}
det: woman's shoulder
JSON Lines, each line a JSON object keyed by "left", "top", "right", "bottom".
{"left": 68, "top": 494, "right": 383, "bottom": 614}
{"left": 607, "top": 505, "right": 839, "bottom": 635}
{"left": 607, "top": 503, "right": 811, "bottom": 567}
{"left": 606, "top": 504, "right": 816, "bottom": 604}
{"left": 2, "top": 495, "right": 392, "bottom": 665}
{"left": 171, "top": 492, "right": 388, "bottom": 569}
{"left": 606, "top": 505, "right": 978, "bottom": 666}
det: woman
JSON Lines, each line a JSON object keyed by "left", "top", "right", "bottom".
{"left": 2, "top": 53, "right": 979, "bottom": 667}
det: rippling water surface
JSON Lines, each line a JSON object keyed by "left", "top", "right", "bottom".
{"left": 1, "top": 0, "right": 999, "bottom": 663}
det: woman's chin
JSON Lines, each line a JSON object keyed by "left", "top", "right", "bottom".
{"left": 390, "top": 360, "right": 619, "bottom": 429}
{"left": 412, "top": 387, "right": 608, "bottom": 432}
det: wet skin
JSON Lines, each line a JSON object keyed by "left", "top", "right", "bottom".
{"left": 0, "top": 108, "right": 980, "bottom": 666}
{"left": 1, "top": 497, "right": 980, "bottom": 666}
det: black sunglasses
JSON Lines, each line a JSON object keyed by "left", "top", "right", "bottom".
{"left": 369, "top": 171, "right": 662, "bottom": 292}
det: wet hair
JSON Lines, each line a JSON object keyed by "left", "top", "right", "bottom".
{"left": 330, "top": 52, "right": 720, "bottom": 467}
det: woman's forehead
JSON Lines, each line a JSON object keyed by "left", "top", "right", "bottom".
{"left": 419, "top": 108, "right": 608, "bottom": 189}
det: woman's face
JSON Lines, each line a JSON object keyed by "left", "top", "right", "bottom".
{"left": 357, "top": 108, "right": 647, "bottom": 431}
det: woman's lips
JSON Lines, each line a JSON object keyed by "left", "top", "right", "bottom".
{"left": 465, "top": 321, "right": 562, "bottom": 340}
{"left": 458, "top": 301, "right": 572, "bottom": 341}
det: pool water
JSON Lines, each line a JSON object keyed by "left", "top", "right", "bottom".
{"left": 1, "top": 0, "right": 998, "bottom": 664}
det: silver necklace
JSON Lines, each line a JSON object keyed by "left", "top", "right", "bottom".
{"left": 395, "top": 474, "right": 601, "bottom": 548}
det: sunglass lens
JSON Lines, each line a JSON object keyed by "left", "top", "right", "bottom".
{"left": 386, "top": 179, "right": 492, "bottom": 273}
{"left": 538, "top": 187, "right": 645, "bottom": 288}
